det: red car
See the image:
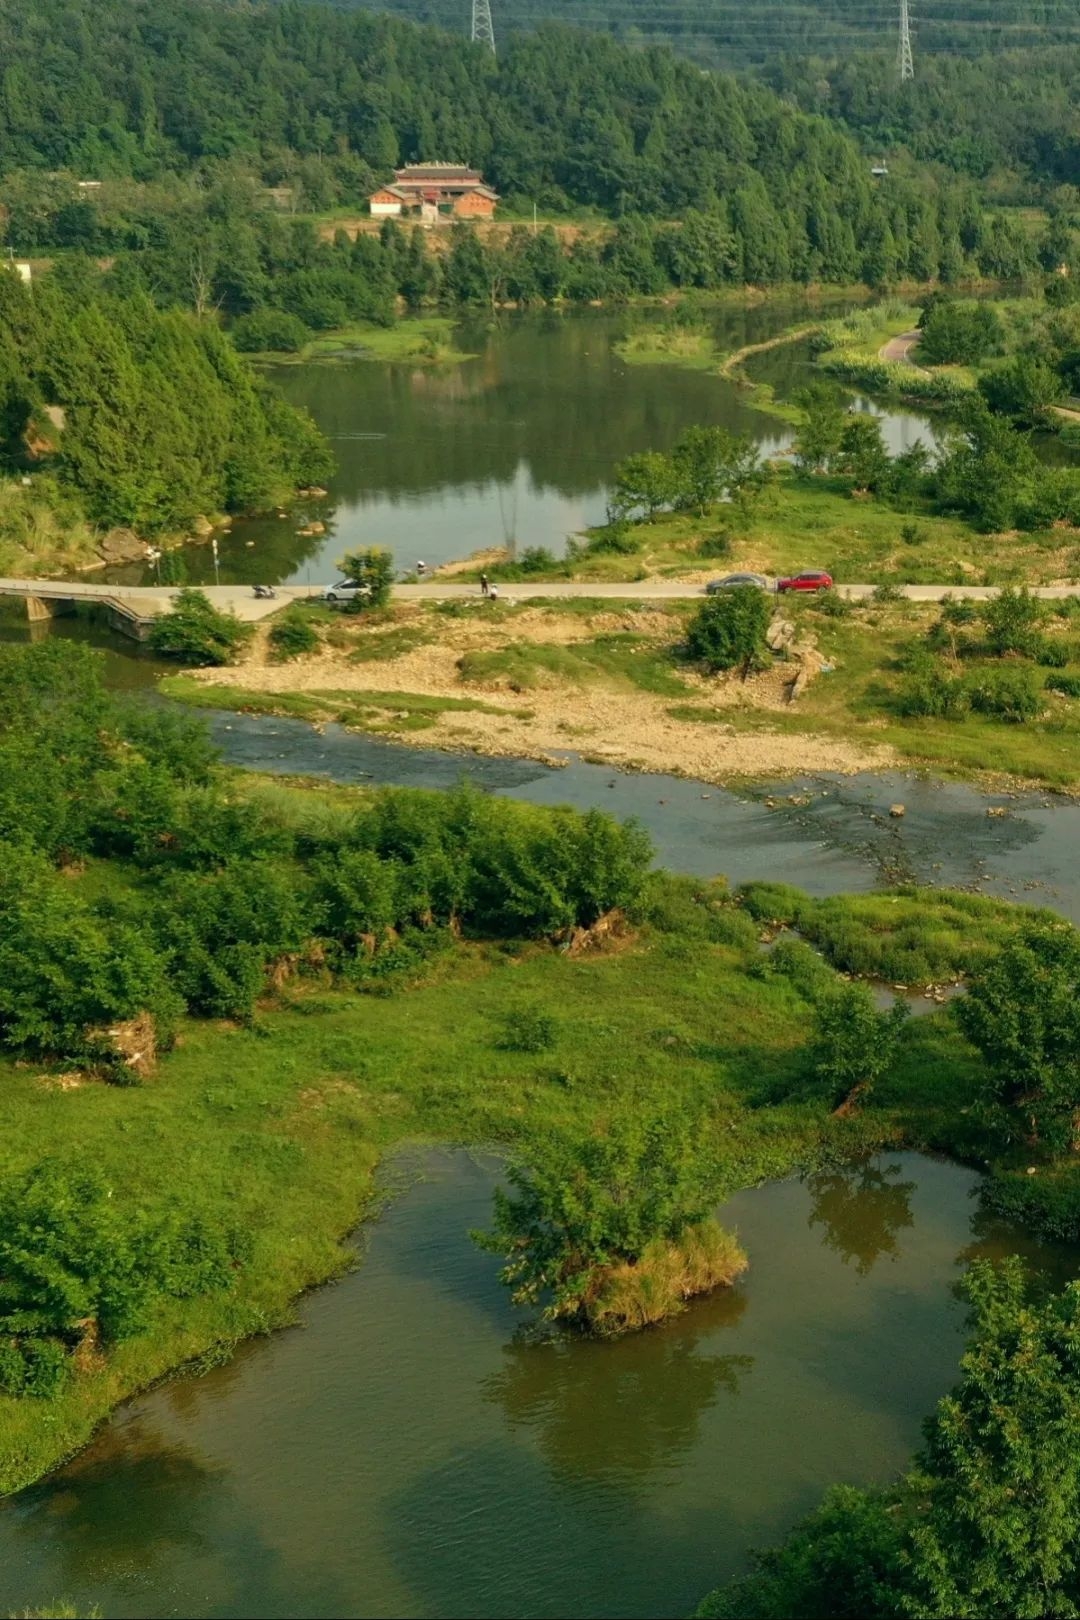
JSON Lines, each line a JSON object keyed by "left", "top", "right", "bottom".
{"left": 776, "top": 571, "right": 834, "bottom": 594}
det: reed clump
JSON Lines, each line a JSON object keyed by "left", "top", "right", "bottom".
{"left": 586, "top": 1220, "right": 748, "bottom": 1336}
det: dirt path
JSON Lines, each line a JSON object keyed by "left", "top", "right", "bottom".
{"left": 878, "top": 330, "right": 925, "bottom": 368}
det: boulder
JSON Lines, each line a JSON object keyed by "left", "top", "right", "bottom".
{"left": 192, "top": 515, "right": 214, "bottom": 538}
{"left": 787, "top": 643, "right": 824, "bottom": 701}
{"left": 766, "top": 616, "right": 797, "bottom": 653}
{"left": 96, "top": 527, "right": 147, "bottom": 565}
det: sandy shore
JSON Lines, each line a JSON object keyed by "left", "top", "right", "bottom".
{"left": 188, "top": 603, "right": 896, "bottom": 783}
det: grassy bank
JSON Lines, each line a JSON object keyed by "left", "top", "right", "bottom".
{"left": 446, "top": 469, "right": 1080, "bottom": 588}
{"left": 0, "top": 831, "right": 1065, "bottom": 1496}
{"left": 160, "top": 671, "right": 532, "bottom": 734}
{"left": 256, "top": 315, "right": 475, "bottom": 366}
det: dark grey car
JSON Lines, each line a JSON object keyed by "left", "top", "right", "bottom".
{"left": 705, "top": 573, "right": 770, "bottom": 594}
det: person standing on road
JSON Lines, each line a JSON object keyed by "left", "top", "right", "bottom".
{"left": 479, "top": 572, "right": 489, "bottom": 597}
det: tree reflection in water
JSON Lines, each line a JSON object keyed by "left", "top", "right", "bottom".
{"left": 805, "top": 1159, "right": 916, "bottom": 1275}
{"left": 484, "top": 1284, "right": 751, "bottom": 1489}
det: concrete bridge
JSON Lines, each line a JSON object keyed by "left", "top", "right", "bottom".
{"left": 0, "top": 578, "right": 316, "bottom": 639}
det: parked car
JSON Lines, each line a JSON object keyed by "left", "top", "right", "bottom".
{"left": 323, "top": 579, "right": 371, "bottom": 606}
{"left": 705, "top": 572, "right": 770, "bottom": 594}
{"left": 776, "top": 571, "right": 834, "bottom": 594}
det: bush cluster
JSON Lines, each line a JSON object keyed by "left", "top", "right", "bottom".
{"left": 0, "top": 642, "right": 654, "bottom": 1060}
{"left": 148, "top": 588, "right": 254, "bottom": 666}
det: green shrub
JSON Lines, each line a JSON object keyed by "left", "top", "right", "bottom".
{"left": 872, "top": 581, "right": 905, "bottom": 604}
{"left": 685, "top": 588, "right": 772, "bottom": 677}
{"left": 268, "top": 608, "right": 320, "bottom": 662}
{"left": 586, "top": 520, "right": 641, "bottom": 556}
{"left": 0, "top": 1160, "right": 246, "bottom": 1396}
{"left": 940, "top": 595, "right": 979, "bottom": 626}
{"left": 517, "top": 546, "right": 560, "bottom": 575}
{"left": 901, "top": 522, "right": 928, "bottom": 546}
{"left": 475, "top": 1110, "right": 745, "bottom": 1334}
{"left": 967, "top": 666, "right": 1041, "bottom": 722}
{"left": 769, "top": 936, "right": 837, "bottom": 1001}
{"left": 896, "top": 655, "right": 970, "bottom": 718}
{"left": 698, "top": 531, "right": 732, "bottom": 559}
{"left": 982, "top": 585, "right": 1046, "bottom": 657}
{"left": 148, "top": 589, "right": 253, "bottom": 666}
{"left": 736, "top": 882, "right": 806, "bottom": 925}
{"left": 815, "top": 588, "right": 852, "bottom": 618}
{"left": 154, "top": 859, "right": 313, "bottom": 1019}
{"left": 230, "top": 309, "right": 310, "bottom": 353}
{"left": 1035, "top": 636, "right": 1070, "bottom": 668}
{"left": 338, "top": 547, "right": 395, "bottom": 610}
{"left": 494, "top": 1005, "right": 559, "bottom": 1053}
{"left": 1046, "top": 671, "right": 1080, "bottom": 697}
{"left": 0, "top": 845, "right": 179, "bottom": 1064}
{"left": 805, "top": 984, "right": 909, "bottom": 1109}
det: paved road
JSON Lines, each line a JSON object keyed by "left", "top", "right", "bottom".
{"left": 4, "top": 576, "right": 1080, "bottom": 621}
{"left": 0, "top": 577, "right": 318, "bottom": 624}
{"left": 397, "top": 580, "right": 1080, "bottom": 603}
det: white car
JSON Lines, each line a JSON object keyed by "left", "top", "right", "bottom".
{"left": 323, "top": 579, "right": 371, "bottom": 606}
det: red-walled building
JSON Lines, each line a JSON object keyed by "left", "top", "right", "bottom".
{"left": 369, "top": 164, "right": 498, "bottom": 220}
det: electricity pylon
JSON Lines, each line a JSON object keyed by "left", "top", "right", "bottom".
{"left": 471, "top": 0, "right": 496, "bottom": 56}
{"left": 898, "top": 0, "right": 914, "bottom": 81}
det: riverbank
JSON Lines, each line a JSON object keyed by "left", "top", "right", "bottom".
{"left": 0, "top": 787, "right": 1067, "bottom": 1499}
{"left": 165, "top": 598, "right": 897, "bottom": 781}
{"left": 163, "top": 587, "right": 1080, "bottom": 791}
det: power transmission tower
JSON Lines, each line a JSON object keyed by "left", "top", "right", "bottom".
{"left": 471, "top": 0, "right": 496, "bottom": 56}
{"left": 898, "top": 0, "right": 914, "bottom": 82}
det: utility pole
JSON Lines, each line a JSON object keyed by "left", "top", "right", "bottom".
{"left": 898, "top": 0, "right": 914, "bottom": 82}
{"left": 471, "top": 0, "right": 495, "bottom": 56}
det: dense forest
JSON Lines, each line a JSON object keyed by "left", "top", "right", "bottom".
{"left": 767, "top": 45, "right": 1080, "bottom": 195}
{"left": 0, "top": 263, "right": 330, "bottom": 544}
{"left": 0, "top": 0, "right": 1011, "bottom": 229}
{"left": 0, "top": 0, "right": 1063, "bottom": 320}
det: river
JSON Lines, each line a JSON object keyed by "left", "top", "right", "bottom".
{"left": 2, "top": 1149, "right": 1071, "bottom": 1620}
{"left": 97, "top": 301, "right": 941, "bottom": 589}
{"left": 1, "top": 306, "right": 1076, "bottom": 1617}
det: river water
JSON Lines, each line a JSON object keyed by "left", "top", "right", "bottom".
{"left": 100, "top": 302, "right": 940, "bottom": 589}
{"left": 2, "top": 1149, "right": 1071, "bottom": 1620}
{"left": 2, "top": 308, "right": 1077, "bottom": 1617}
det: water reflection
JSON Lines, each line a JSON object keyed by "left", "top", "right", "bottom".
{"left": 113, "top": 301, "right": 925, "bottom": 586}
{"left": 10, "top": 1423, "right": 225, "bottom": 1579}
{"left": 805, "top": 1160, "right": 917, "bottom": 1275}
{"left": 485, "top": 1298, "right": 751, "bottom": 1487}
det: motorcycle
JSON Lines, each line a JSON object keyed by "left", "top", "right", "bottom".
{"left": 252, "top": 584, "right": 277, "bottom": 600}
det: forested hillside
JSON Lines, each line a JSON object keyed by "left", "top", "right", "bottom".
{"left": 0, "top": 264, "right": 330, "bottom": 563}
{"left": 0, "top": 0, "right": 996, "bottom": 222}
{"left": 766, "top": 46, "right": 1080, "bottom": 193}
{"left": 0, "top": 0, "right": 1042, "bottom": 294}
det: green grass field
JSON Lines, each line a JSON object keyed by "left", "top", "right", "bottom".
{"left": 1, "top": 808, "right": 1074, "bottom": 1497}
